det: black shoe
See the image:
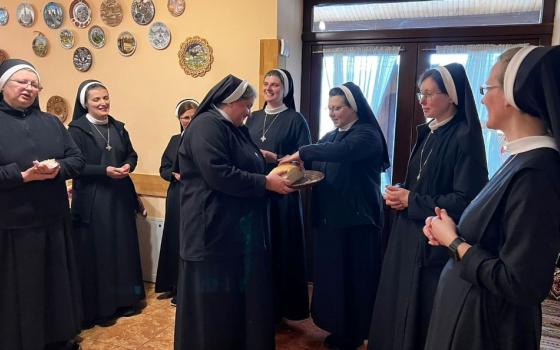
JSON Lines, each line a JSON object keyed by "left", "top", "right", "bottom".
{"left": 44, "top": 340, "right": 81, "bottom": 350}
{"left": 157, "top": 290, "right": 175, "bottom": 300}
{"left": 324, "top": 334, "right": 341, "bottom": 349}
{"left": 119, "top": 306, "right": 141, "bottom": 317}
{"left": 96, "top": 316, "right": 117, "bottom": 327}
{"left": 170, "top": 297, "right": 177, "bottom": 307}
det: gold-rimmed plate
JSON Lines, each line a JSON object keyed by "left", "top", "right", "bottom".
{"left": 46, "top": 95, "right": 69, "bottom": 123}
{"left": 289, "top": 170, "right": 325, "bottom": 189}
{"left": 70, "top": 0, "right": 91, "bottom": 28}
{"left": 100, "top": 0, "right": 123, "bottom": 27}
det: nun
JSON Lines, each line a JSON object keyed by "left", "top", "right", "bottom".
{"left": 174, "top": 74, "right": 294, "bottom": 350}
{"left": 0, "top": 59, "right": 84, "bottom": 350}
{"left": 368, "top": 64, "right": 488, "bottom": 350}
{"left": 423, "top": 45, "right": 560, "bottom": 350}
{"left": 68, "top": 80, "right": 145, "bottom": 328}
{"left": 246, "top": 69, "right": 311, "bottom": 321}
{"left": 281, "top": 82, "right": 390, "bottom": 350}
{"left": 155, "top": 98, "right": 199, "bottom": 305}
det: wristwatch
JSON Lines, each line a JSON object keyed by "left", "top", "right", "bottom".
{"left": 448, "top": 236, "right": 466, "bottom": 261}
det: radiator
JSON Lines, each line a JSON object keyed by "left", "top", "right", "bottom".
{"left": 136, "top": 216, "right": 165, "bottom": 283}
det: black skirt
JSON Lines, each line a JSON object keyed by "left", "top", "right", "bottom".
{"left": 0, "top": 216, "right": 82, "bottom": 350}
{"left": 155, "top": 181, "right": 180, "bottom": 293}
{"left": 174, "top": 254, "right": 275, "bottom": 350}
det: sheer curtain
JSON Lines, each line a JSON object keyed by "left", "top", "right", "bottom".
{"left": 321, "top": 45, "right": 401, "bottom": 187}
{"left": 435, "top": 43, "right": 528, "bottom": 176}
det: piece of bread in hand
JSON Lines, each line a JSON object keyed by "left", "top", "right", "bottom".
{"left": 269, "top": 163, "right": 304, "bottom": 185}
{"left": 39, "top": 158, "right": 60, "bottom": 169}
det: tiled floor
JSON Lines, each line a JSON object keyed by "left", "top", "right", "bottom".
{"left": 78, "top": 283, "right": 367, "bottom": 350}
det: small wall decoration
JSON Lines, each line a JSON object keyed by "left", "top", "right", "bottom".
{"left": 178, "top": 36, "right": 214, "bottom": 78}
{"left": 117, "top": 31, "right": 136, "bottom": 57}
{"left": 100, "top": 0, "right": 123, "bottom": 27}
{"left": 70, "top": 0, "right": 92, "bottom": 28}
{"left": 16, "top": 3, "right": 35, "bottom": 27}
{"left": 88, "top": 25, "right": 106, "bottom": 49}
{"left": 46, "top": 95, "right": 69, "bottom": 123}
{"left": 167, "top": 0, "right": 185, "bottom": 17}
{"left": 43, "top": 2, "right": 64, "bottom": 29}
{"left": 0, "top": 49, "right": 9, "bottom": 65}
{"left": 32, "top": 32, "right": 49, "bottom": 57}
{"left": 59, "top": 29, "right": 75, "bottom": 49}
{"left": 73, "top": 47, "right": 93, "bottom": 72}
{"left": 131, "top": 0, "right": 154, "bottom": 26}
{"left": 148, "top": 22, "right": 171, "bottom": 50}
{"left": 0, "top": 7, "right": 9, "bottom": 26}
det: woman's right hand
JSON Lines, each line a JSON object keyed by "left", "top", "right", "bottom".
{"left": 21, "top": 165, "right": 60, "bottom": 183}
{"left": 172, "top": 172, "right": 181, "bottom": 181}
{"left": 265, "top": 172, "right": 295, "bottom": 195}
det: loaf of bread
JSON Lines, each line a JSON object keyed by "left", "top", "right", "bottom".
{"left": 269, "top": 163, "right": 304, "bottom": 185}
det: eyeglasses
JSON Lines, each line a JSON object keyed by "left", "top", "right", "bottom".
{"left": 8, "top": 79, "right": 43, "bottom": 91}
{"left": 479, "top": 84, "right": 499, "bottom": 95}
{"left": 416, "top": 92, "right": 444, "bottom": 101}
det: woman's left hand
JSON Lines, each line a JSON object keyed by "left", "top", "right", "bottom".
{"left": 427, "top": 207, "right": 458, "bottom": 247}
{"left": 260, "top": 150, "right": 278, "bottom": 163}
{"left": 278, "top": 151, "right": 301, "bottom": 164}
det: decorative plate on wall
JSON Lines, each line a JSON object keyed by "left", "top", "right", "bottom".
{"left": 0, "top": 7, "right": 9, "bottom": 26}
{"left": 73, "top": 47, "right": 93, "bottom": 72}
{"left": 178, "top": 36, "right": 214, "bottom": 78}
{"left": 167, "top": 0, "right": 185, "bottom": 17}
{"left": 100, "top": 0, "right": 123, "bottom": 27}
{"left": 148, "top": 22, "right": 171, "bottom": 50}
{"left": 43, "top": 2, "right": 64, "bottom": 29}
{"left": 46, "top": 95, "right": 69, "bottom": 123}
{"left": 59, "top": 29, "right": 75, "bottom": 49}
{"left": 70, "top": 0, "right": 92, "bottom": 28}
{"left": 32, "top": 32, "right": 49, "bottom": 57}
{"left": 117, "top": 31, "right": 136, "bottom": 56}
{"left": 16, "top": 3, "right": 35, "bottom": 27}
{"left": 88, "top": 25, "right": 106, "bottom": 49}
{"left": 131, "top": 0, "right": 154, "bottom": 26}
{"left": 0, "top": 49, "right": 9, "bottom": 65}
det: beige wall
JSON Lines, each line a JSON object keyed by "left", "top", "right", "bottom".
{"left": 1, "top": 0, "right": 282, "bottom": 217}
{"left": 553, "top": 0, "right": 560, "bottom": 44}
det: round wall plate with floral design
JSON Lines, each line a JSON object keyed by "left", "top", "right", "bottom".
{"left": 88, "top": 25, "right": 106, "bottom": 49}
{"left": 46, "top": 95, "right": 69, "bottom": 123}
{"left": 16, "top": 3, "right": 35, "bottom": 27}
{"left": 59, "top": 29, "right": 74, "bottom": 49}
{"left": 178, "top": 36, "right": 214, "bottom": 78}
{"left": 131, "top": 0, "right": 154, "bottom": 26}
{"left": 148, "top": 22, "right": 171, "bottom": 50}
{"left": 167, "top": 0, "right": 185, "bottom": 17}
{"left": 32, "top": 32, "right": 49, "bottom": 57}
{"left": 70, "top": 0, "right": 91, "bottom": 28}
{"left": 43, "top": 2, "right": 64, "bottom": 29}
{"left": 0, "top": 49, "right": 9, "bottom": 65}
{"left": 117, "top": 31, "right": 136, "bottom": 57}
{"left": 100, "top": 0, "right": 123, "bottom": 27}
{"left": 0, "top": 7, "right": 9, "bottom": 26}
{"left": 73, "top": 47, "right": 93, "bottom": 72}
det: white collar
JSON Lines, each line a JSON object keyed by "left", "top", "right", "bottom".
{"left": 428, "top": 114, "right": 454, "bottom": 132}
{"left": 214, "top": 106, "right": 234, "bottom": 124}
{"left": 86, "top": 113, "right": 108, "bottom": 125}
{"left": 264, "top": 104, "right": 288, "bottom": 115}
{"left": 338, "top": 119, "right": 358, "bottom": 132}
{"left": 503, "top": 135, "right": 558, "bottom": 155}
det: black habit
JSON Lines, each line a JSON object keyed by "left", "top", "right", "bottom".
{"left": 175, "top": 75, "right": 274, "bottom": 350}
{"left": 0, "top": 97, "right": 85, "bottom": 349}
{"left": 155, "top": 133, "right": 181, "bottom": 293}
{"left": 246, "top": 108, "right": 311, "bottom": 320}
{"left": 300, "top": 120, "right": 386, "bottom": 347}
{"left": 68, "top": 115, "right": 145, "bottom": 326}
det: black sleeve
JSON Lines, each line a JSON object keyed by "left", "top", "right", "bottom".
{"left": 56, "top": 121, "right": 85, "bottom": 180}
{"left": 188, "top": 117, "right": 266, "bottom": 198}
{"left": 299, "top": 125, "right": 381, "bottom": 163}
{"left": 460, "top": 169, "right": 560, "bottom": 306}
{"left": 160, "top": 136, "right": 176, "bottom": 182}
{"left": 121, "top": 127, "right": 138, "bottom": 172}
{"left": 407, "top": 148, "right": 487, "bottom": 222}
{"left": 68, "top": 126, "right": 106, "bottom": 177}
{"left": 294, "top": 113, "right": 312, "bottom": 149}
{"left": 0, "top": 162, "right": 23, "bottom": 189}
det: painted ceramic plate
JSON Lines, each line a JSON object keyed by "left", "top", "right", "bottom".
{"left": 131, "top": 0, "right": 154, "bottom": 26}
{"left": 148, "top": 22, "right": 171, "bottom": 50}
{"left": 32, "top": 33, "right": 49, "bottom": 57}
{"left": 73, "top": 47, "right": 93, "bottom": 72}
{"left": 46, "top": 96, "right": 69, "bottom": 123}
{"left": 88, "top": 25, "right": 106, "bottom": 49}
{"left": 167, "top": 0, "right": 185, "bottom": 17}
{"left": 0, "top": 49, "right": 9, "bottom": 65}
{"left": 59, "top": 29, "right": 74, "bottom": 49}
{"left": 178, "top": 36, "right": 214, "bottom": 78}
{"left": 43, "top": 2, "right": 64, "bottom": 29}
{"left": 100, "top": 0, "right": 123, "bottom": 27}
{"left": 16, "top": 3, "right": 35, "bottom": 27}
{"left": 70, "top": 0, "right": 91, "bottom": 28}
{"left": 117, "top": 31, "right": 136, "bottom": 56}
{"left": 289, "top": 170, "right": 325, "bottom": 189}
{"left": 0, "top": 7, "right": 9, "bottom": 26}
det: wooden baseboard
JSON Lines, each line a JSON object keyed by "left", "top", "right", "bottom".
{"left": 130, "top": 173, "right": 168, "bottom": 198}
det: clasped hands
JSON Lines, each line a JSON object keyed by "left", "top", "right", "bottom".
{"left": 423, "top": 207, "right": 459, "bottom": 248}
{"left": 106, "top": 164, "right": 131, "bottom": 179}
{"left": 384, "top": 185, "right": 410, "bottom": 210}
{"left": 21, "top": 160, "right": 60, "bottom": 183}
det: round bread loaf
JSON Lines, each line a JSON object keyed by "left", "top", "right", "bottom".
{"left": 269, "top": 163, "right": 304, "bottom": 185}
